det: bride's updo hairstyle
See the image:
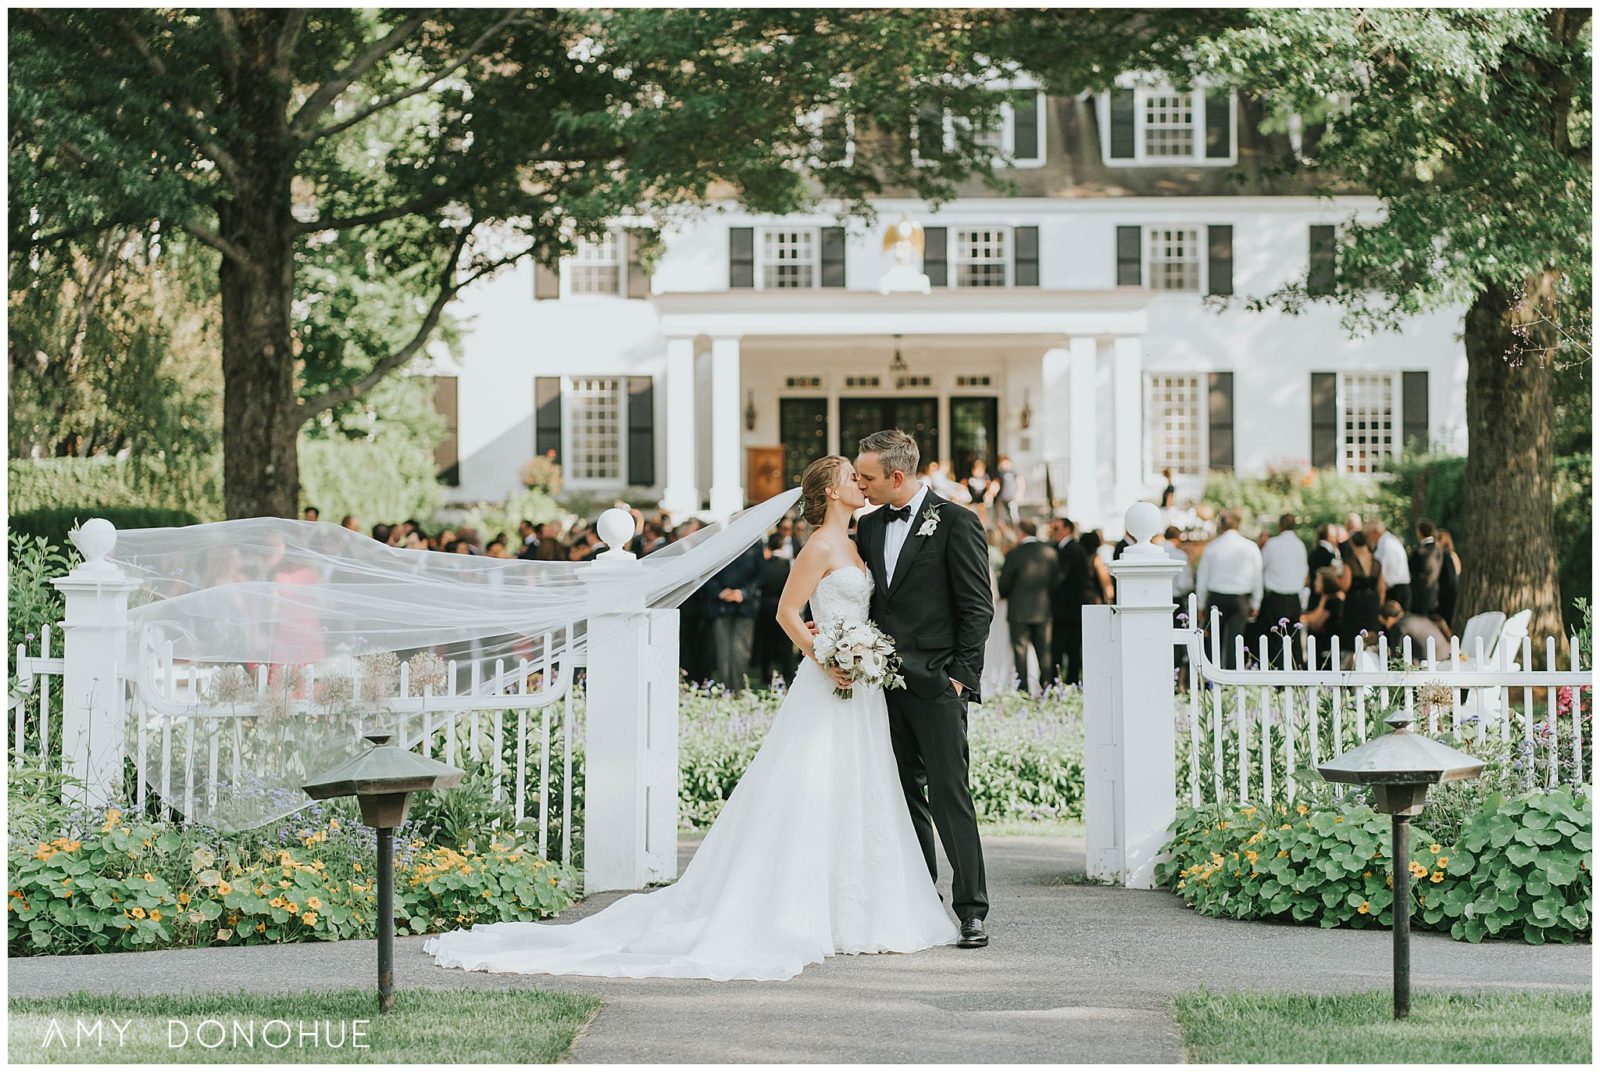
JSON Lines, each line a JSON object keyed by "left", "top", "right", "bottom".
{"left": 799, "top": 455, "right": 848, "bottom": 526}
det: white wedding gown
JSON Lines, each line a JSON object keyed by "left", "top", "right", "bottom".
{"left": 424, "top": 564, "right": 958, "bottom": 980}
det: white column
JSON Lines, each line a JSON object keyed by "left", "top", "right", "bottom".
{"left": 1112, "top": 335, "right": 1144, "bottom": 531}
{"left": 1067, "top": 335, "right": 1100, "bottom": 529}
{"left": 1084, "top": 503, "right": 1181, "bottom": 889}
{"left": 1039, "top": 346, "right": 1071, "bottom": 513}
{"left": 708, "top": 335, "right": 744, "bottom": 520}
{"left": 51, "top": 519, "right": 140, "bottom": 809}
{"left": 581, "top": 508, "right": 681, "bottom": 892}
{"left": 660, "top": 336, "right": 699, "bottom": 518}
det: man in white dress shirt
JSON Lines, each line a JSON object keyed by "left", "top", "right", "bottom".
{"left": 1259, "top": 513, "right": 1310, "bottom": 669}
{"left": 1196, "top": 510, "right": 1263, "bottom": 669}
{"left": 1368, "top": 519, "right": 1412, "bottom": 612}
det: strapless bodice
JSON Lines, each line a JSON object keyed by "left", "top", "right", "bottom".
{"left": 809, "top": 565, "right": 873, "bottom": 628}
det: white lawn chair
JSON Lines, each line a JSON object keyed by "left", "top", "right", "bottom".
{"left": 1487, "top": 609, "right": 1532, "bottom": 666}
{"left": 1457, "top": 611, "right": 1506, "bottom": 663}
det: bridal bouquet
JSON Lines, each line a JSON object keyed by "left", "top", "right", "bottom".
{"left": 811, "top": 618, "right": 906, "bottom": 700}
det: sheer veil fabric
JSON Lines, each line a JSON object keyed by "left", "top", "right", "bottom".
{"left": 108, "top": 489, "right": 801, "bottom": 828}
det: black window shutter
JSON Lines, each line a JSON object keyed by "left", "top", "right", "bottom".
{"left": 1116, "top": 225, "right": 1142, "bottom": 286}
{"left": 1308, "top": 225, "right": 1336, "bottom": 296}
{"left": 923, "top": 226, "right": 948, "bottom": 287}
{"left": 729, "top": 226, "right": 755, "bottom": 288}
{"left": 534, "top": 261, "right": 560, "bottom": 300}
{"left": 1401, "top": 371, "right": 1429, "bottom": 454}
{"left": 1108, "top": 88, "right": 1136, "bottom": 159}
{"left": 627, "top": 376, "right": 655, "bottom": 485}
{"left": 433, "top": 376, "right": 460, "bottom": 486}
{"left": 1207, "top": 372, "right": 1234, "bottom": 472}
{"left": 820, "top": 226, "right": 846, "bottom": 287}
{"left": 1204, "top": 91, "right": 1233, "bottom": 159}
{"left": 534, "top": 377, "right": 562, "bottom": 462}
{"left": 916, "top": 100, "right": 945, "bottom": 160}
{"left": 1310, "top": 372, "right": 1338, "bottom": 469}
{"left": 1012, "top": 93, "right": 1040, "bottom": 160}
{"left": 1207, "top": 225, "right": 1233, "bottom": 296}
{"left": 625, "top": 231, "right": 650, "bottom": 298}
{"left": 1013, "top": 225, "right": 1040, "bottom": 287}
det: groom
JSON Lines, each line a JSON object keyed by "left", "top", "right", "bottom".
{"left": 853, "top": 429, "right": 994, "bottom": 947}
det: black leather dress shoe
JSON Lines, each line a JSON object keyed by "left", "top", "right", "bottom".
{"left": 958, "top": 917, "right": 988, "bottom": 948}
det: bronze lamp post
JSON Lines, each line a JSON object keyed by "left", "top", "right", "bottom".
{"left": 303, "top": 731, "right": 463, "bottom": 1013}
{"left": 1317, "top": 709, "right": 1484, "bottom": 1019}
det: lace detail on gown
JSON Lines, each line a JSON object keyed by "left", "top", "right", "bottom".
{"left": 424, "top": 562, "right": 957, "bottom": 980}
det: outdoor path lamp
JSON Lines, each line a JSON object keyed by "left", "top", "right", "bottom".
{"left": 304, "top": 732, "right": 464, "bottom": 1013}
{"left": 1317, "top": 709, "right": 1484, "bottom": 1019}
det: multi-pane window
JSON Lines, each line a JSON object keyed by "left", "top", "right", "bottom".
{"left": 569, "top": 233, "right": 621, "bottom": 295}
{"left": 955, "top": 227, "right": 1009, "bottom": 287}
{"left": 761, "top": 228, "right": 817, "bottom": 288}
{"left": 569, "top": 377, "right": 622, "bottom": 481}
{"left": 1339, "top": 373, "right": 1396, "bottom": 475}
{"left": 1142, "top": 93, "right": 1196, "bottom": 159}
{"left": 1144, "top": 374, "right": 1203, "bottom": 478}
{"left": 1147, "top": 228, "right": 1200, "bottom": 291}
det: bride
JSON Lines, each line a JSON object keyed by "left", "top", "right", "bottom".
{"left": 424, "top": 455, "right": 958, "bottom": 980}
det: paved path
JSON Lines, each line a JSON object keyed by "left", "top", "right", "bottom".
{"left": 9, "top": 835, "right": 1590, "bottom": 1063}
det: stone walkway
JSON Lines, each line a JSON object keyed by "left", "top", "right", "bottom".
{"left": 9, "top": 835, "right": 1591, "bottom": 1063}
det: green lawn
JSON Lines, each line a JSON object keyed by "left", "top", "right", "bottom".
{"left": 1174, "top": 987, "right": 1594, "bottom": 1064}
{"left": 9, "top": 987, "right": 600, "bottom": 1064}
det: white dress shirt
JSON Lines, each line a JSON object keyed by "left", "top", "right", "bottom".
{"left": 1261, "top": 530, "right": 1310, "bottom": 595}
{"left": 1376, "top": 530, "right": 1411, "bottom": 585}
{"left": 881, "top": 484, "right": 930, "bottom": 582}
{"left": 1196, "top": 529, "right": 1264, "bottom": 609}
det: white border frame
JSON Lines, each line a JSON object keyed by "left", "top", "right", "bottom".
{"left": 1334, "top": 369, "right": 1402, "bottom": 477}
{"left": 754, "top": 225, "right": 823, "bottom": 291}
{"left": 1142, "top": 371, "right": 1206, "bottom": 482}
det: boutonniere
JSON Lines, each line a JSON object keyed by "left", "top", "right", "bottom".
{"left": 915, "top": 504, "right": 942, "bottom": 537}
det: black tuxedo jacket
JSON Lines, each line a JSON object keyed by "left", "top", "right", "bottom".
{"left": 855, "top": 493, "right": 995, "bottom": 703}
{"left": 998, "top": 540, "right": 1062, "bottom": 624}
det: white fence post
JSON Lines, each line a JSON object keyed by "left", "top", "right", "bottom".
{"left": 1084, "top": 502, "right": 1182, "bottom": 889}
{"left": 579, "top": 506, "right": 681, "bottom": 893}
{"left": 50, "top": 519, "right": 140, "bottom": 809}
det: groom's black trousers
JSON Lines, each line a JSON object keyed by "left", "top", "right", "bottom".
{"left": 884, "top": 685, "right": 989, "bottom": 922}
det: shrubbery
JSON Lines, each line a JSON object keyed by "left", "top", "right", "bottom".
{"left": 6, "top": 799, "right": 576, "bottom": 956}
{"left": 1156, "top": 787, "right": 1591, "bottom": 944}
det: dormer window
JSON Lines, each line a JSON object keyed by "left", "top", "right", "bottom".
{"left": 1101, "top": 82, "right": 1236, "bottom": 166}
{"left": 915, "top": 87, "right": 1046, "bottom": 169}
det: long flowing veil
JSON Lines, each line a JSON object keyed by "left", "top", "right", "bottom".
{"left": 110, "top": 488, "right": 801, "bottom": 830}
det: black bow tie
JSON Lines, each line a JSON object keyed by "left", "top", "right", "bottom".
{"left": 884, "top": 505, "right": 912, "bottom": 524}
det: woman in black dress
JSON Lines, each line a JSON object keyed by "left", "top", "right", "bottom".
{"left": 1302, "top": 566, "right": 1346, "bottom": 669}
{"left": 1341, "top": 530, "right": 1386, "bottom": 652}
{"left": 1079, "top": 530, "right": 1114, "bottom": 606}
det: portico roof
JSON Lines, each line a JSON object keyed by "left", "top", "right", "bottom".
{"left": 651, "top": 287, "right": 1154, "bottom": 338}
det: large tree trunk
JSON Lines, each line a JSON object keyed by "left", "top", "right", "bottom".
{"left": 217, "top": 12, "right": 300, "bottom": 519}
{"left": 1458, "top": 275, "right": 1567, "bottom": 662}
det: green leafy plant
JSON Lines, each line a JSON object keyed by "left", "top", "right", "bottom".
{"left": 1156, "top": 787, "right": 1592, "bottom": 944}
{"left": 6, "top": 806, "right": 576, "bottom": 956}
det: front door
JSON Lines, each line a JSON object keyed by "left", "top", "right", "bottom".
{"left": 778, "top": 397, "right": 829, "bottom": 491}
{"left": 838, "top": 397, "right": 938, "bottom": 473}
{"left": 949, "top": 396, "right": 999, "bottom": 485}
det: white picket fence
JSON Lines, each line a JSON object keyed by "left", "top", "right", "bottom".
{"left": 1175, "top": 593, "right": 1591, "bottom": 808}
{"left": 11, "top": 621, "right": 584, "bottom": 864}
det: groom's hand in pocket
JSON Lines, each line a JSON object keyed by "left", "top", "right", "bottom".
{"left": 949, "top": 677, "right": 965, "bottom": 697}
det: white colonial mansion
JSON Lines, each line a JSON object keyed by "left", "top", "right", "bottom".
{"left": 434, "top": 82, "right": 1467, "bottom": 531}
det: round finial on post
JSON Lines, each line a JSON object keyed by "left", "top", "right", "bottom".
{"left": 1124, "top": 501, "right": 1161, "bottom": 546}
{"left": 596, "top": 506, "right": 638, "bottom": 564}
{"left": 68, "top": 518, "right": 123, "bottom": 578}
